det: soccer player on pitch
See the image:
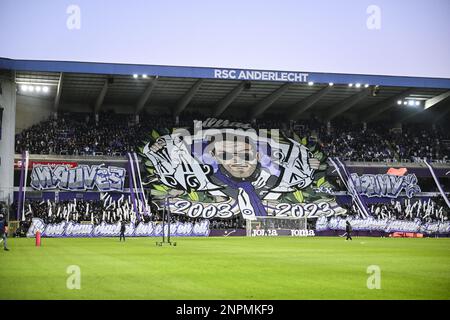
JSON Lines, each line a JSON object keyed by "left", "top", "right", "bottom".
{"left": 0, "top": 207, "right": 9, "bottom": 251}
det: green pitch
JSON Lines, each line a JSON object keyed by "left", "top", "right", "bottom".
{"left": 1, "top": 237, "right": 449, "bottom": 300}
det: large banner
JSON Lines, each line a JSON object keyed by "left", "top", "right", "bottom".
{"left": 30, "top": 164, "right": 126, "bottom": 192}
{"left": 316, "top": 216, "right": 450, "bottom": 234}
{"left": 27, "top": 218, "right": 210, "bottom": 237}
{"left": 350, "top": 173, "right": 421, "bottom": 198}
{"left": 140, "top": 118, "right": 346, "bottom": 220}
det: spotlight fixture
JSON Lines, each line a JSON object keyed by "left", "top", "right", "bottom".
{"left": 328, "top": 82, "right": 334, "bottom": 86}
{"left": 19, "top": 83, "right": 51, "bottom": 94}
{"left": 348, "top": 83, "right": 353, "bottom": 87}
{"left": 364, "top": 84, "right": 369, "bottom": 88}
{"left": 398, "top": 98, "right": 421, "bottom": 106}
{"left": 355, "top": 83, "right": 361, "bottom": 88}
{"left": 133, "top": 74, "right": 138, "bottom": 78}
{"left": 308, "top": 81, "right": 314, "bottom": 86}
{"left": 142, "top": 74, "right": 148, "bottom": 78}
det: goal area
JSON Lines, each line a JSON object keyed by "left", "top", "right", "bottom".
{"left": 246, "top": 216, "right": 309, "bottom": 237}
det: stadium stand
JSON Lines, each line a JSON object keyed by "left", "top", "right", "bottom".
{"left": 14, "top": 113, "right": 450, "bottom": 162}
{"left": 344, "top": 198, "right": 448, "bottom": 223}
{"left": 12, "top": 198, "right": 244, "bottom": 237}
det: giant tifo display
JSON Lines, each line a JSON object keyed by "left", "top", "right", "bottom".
{"left": 11, "top": 115, "right": 449, "bottom": 238}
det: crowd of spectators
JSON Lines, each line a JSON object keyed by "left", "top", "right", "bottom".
{"left": 344, "top": 198, "right": 448, "bottom": 223}
{"left": 16, "top": 113, "right": 140, "bottom": 156}
{"left": 15, "top": 112, "right": 450, "bottom": 162}
{"left": 318, "top": 122, "right": 395, "bottom": 161}
{"left": 12, "top": 198, "right": 243, "bottom": 237}
{"left": 10, "top": 196, "right": 448, "bottom": 237}
{"left": 290, "top": 120, "right": 449, "bottom": 162}
{"left": 209, "top": 218, "right": 245, "bottom": 229}
{"left": 13, "top": 198, "right": 140, "bottom": 230}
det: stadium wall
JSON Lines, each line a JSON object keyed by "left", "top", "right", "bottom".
{"left": 58, "top": 103, "right": 93, "bottom": 114}
{"left": 59, "top": 104, "right": 136, "bottom": 114}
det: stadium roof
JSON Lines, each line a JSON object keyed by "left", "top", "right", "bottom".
{"left": 1, "top": 58, "right": 449, "bottom": 122}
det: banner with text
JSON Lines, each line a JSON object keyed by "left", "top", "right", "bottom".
{"left": 30, "top": 164, "right": 126, "bottom": 192}
{"left": 316, "top": 216, "right": 450, "bottom": 234}
{"left": 350, "top": 173, "right": 421, "bottom": 198}
{"left": 26, "top": 218, "right": 210, "bottom": 237}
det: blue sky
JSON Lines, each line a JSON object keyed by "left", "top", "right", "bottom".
{"left": 1, "top": 0, "right": 449, "bottom": 78}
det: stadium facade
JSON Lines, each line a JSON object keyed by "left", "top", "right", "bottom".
{"left": 1, "top": 57, "right": 449, "bottom": 238}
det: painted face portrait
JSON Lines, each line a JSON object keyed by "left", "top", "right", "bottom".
{"left": 212, "top": 139, "right": 259, "bottom": 179}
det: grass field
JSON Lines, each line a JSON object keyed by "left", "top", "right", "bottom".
{"left": 0, "top": 236, "right": 449, "bottom": 300}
